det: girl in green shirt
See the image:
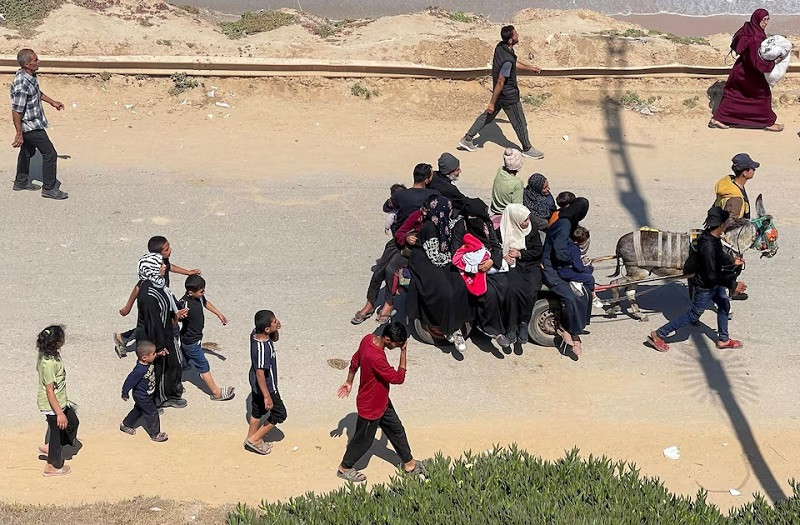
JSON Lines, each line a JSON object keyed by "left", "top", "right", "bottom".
{"left": 36, "top": 325, "right": 79, "bottom": 477}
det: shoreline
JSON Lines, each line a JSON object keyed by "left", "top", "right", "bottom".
{"left": 613, "top": 13, "right": 800, "bottom": 37}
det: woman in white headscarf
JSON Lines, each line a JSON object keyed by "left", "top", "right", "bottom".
{"left": 500, "top": 203, "right": 543, "bottom": 344}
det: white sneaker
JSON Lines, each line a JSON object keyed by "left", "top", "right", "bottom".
{"left": 458, "top": 136, "right": 478, "bottom": 152}
{"left": 452, "top": 330, "right": 467, "bottom": 352}
{"left": 521, "top": 147, "right": 544, "bottom": 159}
{"left": 593, "top": 298, "right": 608, "bottom": 309}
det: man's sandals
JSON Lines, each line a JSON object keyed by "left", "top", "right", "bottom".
{"left": 336, "top": 460, "right": 428, "bottom": 483}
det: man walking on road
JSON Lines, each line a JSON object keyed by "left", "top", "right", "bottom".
{"left": 647, "top": 206, "right": 746, "bottom": 353}
{"left": 459, "top": 25, "right": 544, "bottom": 159}
{"left": 335, "top": 322, "right": 426, "bottom": 483}
{"left": 11, "top": 48, "right": 68, "bottom": 199}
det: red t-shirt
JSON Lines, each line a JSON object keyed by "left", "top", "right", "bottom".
{"left": 350, "top": 334, "right": 406, "bottom": 420}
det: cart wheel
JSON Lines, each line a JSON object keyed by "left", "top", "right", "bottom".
{"left": 413, "top": 319, "right": 472, "bottom": 346}
{"left": 528, "top": 297, "right": 560, "bottom": 347}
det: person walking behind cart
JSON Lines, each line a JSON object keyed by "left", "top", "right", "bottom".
{"left": 458, "top": 26, "right": 544, "bottom": 159}
{"left": 647, "top": 207, "right": 746, "bottom": 352}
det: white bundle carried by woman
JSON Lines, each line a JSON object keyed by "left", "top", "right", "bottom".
{"left": 759, "top": 35, "right": 793, "bottom": 88}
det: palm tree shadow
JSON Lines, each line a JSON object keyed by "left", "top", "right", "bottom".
{"left": 330, "top": 412, "right": 401, "bottom": 470}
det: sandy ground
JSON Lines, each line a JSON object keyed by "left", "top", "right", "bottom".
{"left": 3, "top": 2, "right": 799, "bottom": 68}
{"left": 1, "top": 2, "right": 800, "bottom": 519}
{"left": 0, "top": 70, "right": 799, "bottom": 518}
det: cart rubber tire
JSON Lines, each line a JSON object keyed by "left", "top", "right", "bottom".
{"left": 528, "top": 297, "right": 560, "bottom": 347}
{"left": 413, "top": 319, "right": 472, "bottom": 346}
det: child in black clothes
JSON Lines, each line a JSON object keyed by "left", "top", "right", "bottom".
{"left": 120, "top": 341, "right": 168, "bottom": 442}
{"left": 179, "top": 275, "right": 234, "bottom": 401}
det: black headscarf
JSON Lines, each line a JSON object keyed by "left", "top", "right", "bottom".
{"left": 523, "top": 173, "right": 556, "bottom": 220}
{"left": 559, "top": 197, "right": 589, "bottom": 231}
{"left": 462, "top": 197, "right": 492, "bottom": 246}
{"left": 704, "top": 206, "right": 730, "bottom": 231}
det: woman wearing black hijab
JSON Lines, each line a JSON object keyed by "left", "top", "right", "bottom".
{"left": 452, "top": 198, "right": 511, "bottom": 348}
{"left": 541, "top": 197, "right": 591, "bottom": 355}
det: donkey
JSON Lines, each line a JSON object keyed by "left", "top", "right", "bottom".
{"left": 607, "top": 194, "right": 778, "bottom": 321}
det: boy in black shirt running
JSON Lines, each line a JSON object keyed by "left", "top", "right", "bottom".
{"left": 120, "top": 341, "right": 168, "bottom": 442}
{"left": 179, "top": 275, "right": 234, "bottom": 401}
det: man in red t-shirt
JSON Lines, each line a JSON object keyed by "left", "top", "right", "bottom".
{"left": 335, "top": 322, "right": 426, "bottom": 482}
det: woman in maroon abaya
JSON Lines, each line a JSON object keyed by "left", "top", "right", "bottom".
{"left": 710, "top": 9, "right": 786, "bottom": 132}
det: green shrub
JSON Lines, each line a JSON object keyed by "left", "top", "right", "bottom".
{"left": 449, "top": 11, "right": 473, "bottom": 23}
{"left": 312, "top": 19, "right": 352, "bottom": 38}
{"left": 228, "top": 446, "right": 800, "bottom": 524}
{"left": 351, "top": 82, "right": 379, "bottom": 100}
{"left": 664, "top": 34, "right": 710, "bottom": 46}
{"left": 172, "top": 3, "right": 199, "bottom": 15}
{"left": 521, "top": 92, "right": 552, "bottom": 108}
{"left": 168, "top": 72, "right": 199, "bottom": 95}
{"left": 683, "top": 95, "right": 700, "bottom": 109}
{"left": 0, "top": 0, "right": 61, "bottom": 29}
{"left": 220, "top": 11, "right": 295, "bottom": 39}
{"left": 620, "top": 90, "right": 660, "bottom": 108}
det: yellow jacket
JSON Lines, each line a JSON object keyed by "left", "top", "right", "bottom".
{"left": 714, "top": 175, "right": 749, "bottom": 219}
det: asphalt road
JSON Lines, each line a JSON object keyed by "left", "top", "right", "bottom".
{"left": 0, "top": 165, "right": 797, "bottom": 440}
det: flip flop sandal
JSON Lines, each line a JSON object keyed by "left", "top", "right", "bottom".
{"left": 350, "top": 309, "right": 375, "bottom": 325}
{"left": 717, "top": 339, "right": 743, "bottom": 349}
{"left": 113, "top": 334, "right": 127, "bottom": 358}
{"left": 765, "top": 125, "right": 784, "bottom": 132}
{"left": 375, "top": 310, "right": 396, "bottom": 324}
{"left": 647, "top": 335, "right": 670, "bottom": 352}
{"left": 708, "top": 120, "right": 729, "bottom": 129}
{"left": 119, "top": 424, "right": 136, "bottom": 435}
{"left": 211, "top": 386, "right": 236, "bottom": 401}
{"left": 43, "top": 466, "right": 71, "bottom": 477}
{"left": 151, "top": 432, "right": 169, "bottom": 443}
{"left": 403, "top": 460, "right": 429, "bottom": 477}
{"left": 336, "top": 467, "right": 367, "bottom": 482}
{"left": 243, "top": 439, "right": 272, "bottom": 455}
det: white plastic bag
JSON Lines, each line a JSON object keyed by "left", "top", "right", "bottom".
{"left": 759, "top": 35, "right": 792, "bottom": 88}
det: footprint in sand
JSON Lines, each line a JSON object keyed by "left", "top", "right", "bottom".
{"left": 327, "top": 358, "right": 349, "bottom": 370}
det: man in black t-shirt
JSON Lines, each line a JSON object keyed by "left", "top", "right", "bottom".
{"left": 459, "top": 25, "right": 544, "bottom": 160}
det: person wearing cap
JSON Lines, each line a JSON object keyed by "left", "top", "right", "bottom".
{"left": 490, "top": 148, "right": 525, "bottom": 222}
{"left": 714, "top": 153, "right": 759, "bottom": 231}
{"left": 647, "top": 206, "right": 746, "bottom": 353}
{"left": 427, "top": 153, "right": 468, "bottom": 214}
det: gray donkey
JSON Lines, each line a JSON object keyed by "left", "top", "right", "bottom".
{"left": 607, "top": 194, "right": 778, "bottom": 321}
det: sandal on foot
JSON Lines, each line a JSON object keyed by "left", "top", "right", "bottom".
{"left": 765, "top": 124, "right": 784, "bottom": 132}
{"left": 717, "top": 339, "right": 743, "bottom": 349}
{"left": 113, "top": 333, "right": 127, "bottom": 358}
{"left": 43, "top": 466, "right": 71, "bottom": 477}
{"left": 647, "top": 332, "right": 670, "bottom": 352}
{"left": 708, "top": 119, "right": 729, "bottom": 129}
{"left": 119, "top": 424, "right": 136, "bottom": 435}
{"left": 211, "top": 386, "right": 235, "bottom": 401}
{"left": 151, "top": 432, "right": 169, "bottom": 442}
{"left": 336, "top": 467, "right": 366, "bottom": 482}
{"left": 403, "top": 460, "right": 428, "bottom": 476}
{"left": 350, "top": 309, "right": 375, "bottom": 325}
{"left": 375, "top": 309, "right": 396, "bottom": 324}
{"left": 244, "top": 439, "right": 272, "bottom": 455}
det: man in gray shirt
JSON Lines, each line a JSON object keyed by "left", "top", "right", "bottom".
{"left": 11, "top": 48, "right": 67, "bottom": 199}
{"left": 459, "top": 26, "right": 544, "bottom": 160}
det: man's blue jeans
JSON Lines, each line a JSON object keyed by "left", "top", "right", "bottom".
{"left": 656, "top": 286, "right": 730, "bottom": 342}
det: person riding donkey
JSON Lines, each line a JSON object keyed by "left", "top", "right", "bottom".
{"left": 714, "top": 153, "right": 758, "bottom": 300}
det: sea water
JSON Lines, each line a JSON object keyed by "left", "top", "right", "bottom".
{"left": 183, "top": 0, "right": 800, "bottom": 19}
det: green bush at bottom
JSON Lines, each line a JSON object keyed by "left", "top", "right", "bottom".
{"left": 227, "top": 446, "right": 800, "bottom": 524}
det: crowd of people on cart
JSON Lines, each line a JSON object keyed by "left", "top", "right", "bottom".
{"left": 352, "top": 149, "right": 597, "bottom": 356}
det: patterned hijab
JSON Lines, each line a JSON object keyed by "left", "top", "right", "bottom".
{"left": 422, "top": 195, "right": 453, "bottom": 253}
{"left": 523, "top": 173, "right": 556, "bottom": 220}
